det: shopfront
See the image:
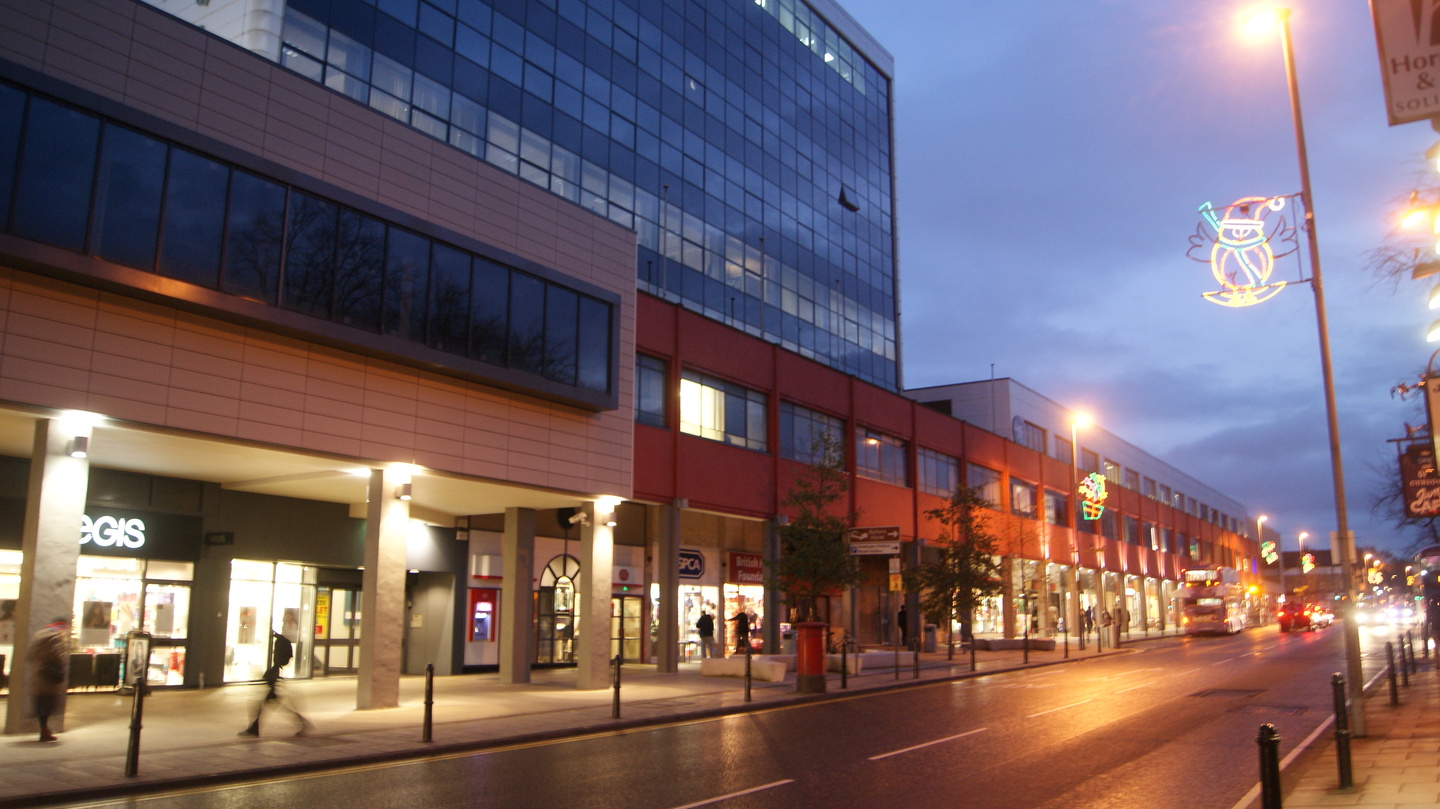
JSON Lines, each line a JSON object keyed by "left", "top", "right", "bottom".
{"left": 723, "top": 552, "right": 765, "bottom": 655}
{"left": 224, "top": 560, "right": 317, "bottom": 683}
{"left": 653, "top": 547, "right": 718, "bottom": 662}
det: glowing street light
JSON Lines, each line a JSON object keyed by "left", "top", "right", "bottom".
{"left": 1241, "top": 5, "right": 1366, "bottom": 736}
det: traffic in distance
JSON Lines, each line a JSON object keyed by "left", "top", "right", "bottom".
{"left": 1178, "top": 564, "right": 1423, "bottom": 635}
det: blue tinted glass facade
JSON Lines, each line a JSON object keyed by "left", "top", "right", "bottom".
{"left": 271, "top": 0, "right": 898, "bottom": 388}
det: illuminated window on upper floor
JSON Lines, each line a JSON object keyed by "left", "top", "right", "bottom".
{"left": 679, "top": 371, "right": 767, "bottom": 451}
{"left": 917, "top": 447, "right": 958, "bottom": 498}
{"left": 966, "top": 463, "right": 1001, "bottom": 508}
{"left": 856, "top": 428, "right": 907, "bottom": 487}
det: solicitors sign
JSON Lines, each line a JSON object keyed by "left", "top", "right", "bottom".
{"left": 1370, "top": 0, "right": 1440, "bottom": 125}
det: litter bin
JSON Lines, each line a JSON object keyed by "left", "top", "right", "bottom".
{"left": 923, "top": 623, "right": 937, "bottom": 653}
{"left": 781, "top": 628, "right": 796, "bottom": 656}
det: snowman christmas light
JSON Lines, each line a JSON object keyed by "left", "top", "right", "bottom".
{"left": 1188, "top": 195, "right": 1299, "bottom": 307}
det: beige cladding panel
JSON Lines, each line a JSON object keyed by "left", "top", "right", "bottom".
{"left": 0, "top": 270, "right": 633, "bottom": 497}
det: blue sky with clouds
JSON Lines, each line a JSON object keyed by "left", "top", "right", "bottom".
{"left": 838, "top": 0, "right": 1434, "bottom": 556}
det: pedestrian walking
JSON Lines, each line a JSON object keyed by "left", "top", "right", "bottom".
{"left": 696, "top": 610, "right": 716, "bottom": 659}
{"left": 27, "top": 616, "right": 70, "bottom": 742}
{"left": 239, "top": 631, "right": 314, "bottom": 737}
{"left": 898, "top": 604, "right": 909, "bottom": 647}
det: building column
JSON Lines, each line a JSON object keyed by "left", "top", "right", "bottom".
{"left": 576, "top": 501, "right": 615, "bottom": 690}
{"left": 5, "top": 419, "right": 91, "bottom": 736}
{"left": 763, "top": 517, "right": 781, "bottom": 655}
{"left": 651, "top": 502, "right": 681, "bottom": 673}
{"left": 499, "top": 507, "right": 535, "bottom": 684}
{"left": 357, "top": 468, "right": 408, "bottom": 710}
{"left": 1001, "top": 556, "right": 1016, "bottom": 639}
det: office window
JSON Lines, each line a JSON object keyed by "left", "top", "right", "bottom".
{"left": 1080, "top": 449, "right": 1099, "bottom": 474}
{"left": 1159, "top": 484, "right": 1172, "bottom": 505}
{"left": 635, "top": 354, "right": 667, "bottom": 428}
{"left": 1123, "top": 515, "right": 1139, "bottom": 545}
{"left": 917, "top": 447, "right": 959, "bottom": 498}
{"left": 1143, "top": 521, "right": 1158, "bottom": 551}
{"left": 1189, "top": 536, "right": 1200, "bottom": 560}
{"left": 1010, "top": 479, "right": 1037, "bottom": 519}
{"left": 1142, "top": 477, "right": 1157, "bottom": 500}
{"left": 1044, "top": 490, "right": 1068, "bottom": 526}
{"left": 1199, "top": 503, "right": 1210, "bottom": 521}
{"left": 780, "top": 402, "right": 844, "bottom": 465}
{"left": 856, "top": 428, "right": 908, "bottom": 486}
{"left": 1103, "top": 460, "right": 1121, "bottom": 486}
{"left": 1013, "top": 420, "right": 1045, "bottom": 453}
{"left": 1123, "top": 469, "right": 1139, "bottom": 491}
{"left": 967, "top": 463, "right": 1002, "bottom": 507}
{"left": 1100, "top": 509, "right": 1118, "bottom": 540}
{"left": 1054, "top": 436, "right": 1072, "bottom": 463}
{"left": 680, "top": 370, "right": 767, "bottom": 451}
{"left": 1162, "top": 526, "right": 1175, "bottom": 554}
{"left": 1187, "top": 497, "right": 1198, "bottom": 516}
{"left": 1172, "top": 490, "right": 1185, "bottom": 510}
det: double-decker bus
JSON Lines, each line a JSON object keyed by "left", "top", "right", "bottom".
{"left": 1179, "top": 567, "right": 1247, "bottom": 635}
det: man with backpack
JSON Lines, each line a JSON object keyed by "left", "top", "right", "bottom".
{"left": 238, "top": 631, "right": 313, "bottom": 737}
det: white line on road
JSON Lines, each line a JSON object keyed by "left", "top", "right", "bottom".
{"left": 868, "top": 727, "right": 989, "bottom": 760}
{"left": 1116, "top": 681, "right": 1152, "bottom": 694}
{"left": 1026, "top": 699, "right": 1093, "bottom": 718}
{"left": 669, "top": 780, "right": 796, "bottom": 809}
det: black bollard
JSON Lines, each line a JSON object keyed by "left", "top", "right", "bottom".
{"left": 124, "top": 681, "right": 149, "bottom": 778}
{"left": 893, "top": 642, "right": 900, "bottom": 681}
{"left": 1330, "top": 673, "right": 1353, "bottom": 789}
{"left": 422, "top": 662, "right": 434, "bottom": 743}
{"left": 744, "top": 647, "right": 752, "bottom": 702}
{"left": 1387, "top": 642, "right": 1400, "bottom": 706}
{"left": 912, "top": 638, "right": 920, "bottom": 680}
{"left": 1406, "top": 631, "right": 1418, "bottom": 676}
{"left": 1424, "top": 622, "right": 1431, "bottom": 659}
{"left": 840, "top": 635, "right": 848, "bottom": 690}
{"left": 1399, "top": 635, "right": 1411, "bottom": 688}
{"left": 969, "top": 633, "right": 977, "bottom": 672}
{"left": 1257, "top": 723, "right": 1282, "bottom": 809}
{"left": 611, "top": 654, "right": 621, "bottom": 719}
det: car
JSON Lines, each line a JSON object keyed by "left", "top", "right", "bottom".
{"left": 1277, "top": 603, "right": 1311, "bottom": 632}
{"left": 1310, "top": 606, "right": 1333, "bottom": 628}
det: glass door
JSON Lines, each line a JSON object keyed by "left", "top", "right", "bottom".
{"left": 313, "top": 587, "right": 361, "bottom": 676}
{"left": 610, "top": 595, "right": 642, "bottom": 662}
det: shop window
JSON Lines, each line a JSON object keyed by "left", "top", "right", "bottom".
{"left": 856, "top": 427, "right": 907, "bottom": 487}
{"left": 224, "top": 560, "right": 315, "bottom": 683}
{"left": 537, "top": 554, "right": 580, "bottom": 664}
{"left": 679, "top": 370, "right": 768, "bottom": 451}
{"left": 917, "top": 447, "right": 958, "bottom": 497}
{"left": 780, "top": 402, "right": 844, "bottom": 465}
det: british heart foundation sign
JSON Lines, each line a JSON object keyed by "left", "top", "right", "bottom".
{"left": 728, "top": 552, "right": 764, "bottom": 584}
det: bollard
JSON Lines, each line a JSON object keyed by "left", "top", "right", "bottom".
{"left": 1330, "top": 673, "right": 1353, "bottom": 789}
{"left": 1386, "top": 642, "right": 1400, "bottom": 707}
{"left": 1257, "top": 723, "right": 1282, "bottom": 809}
{"left": 422, "top": 663, "right": 434, "bottom": 743}
{"left": 969, "top": 634, "right": 977, "bottom": 673}
{"left": 912, "top": 638, "right": 920, "bottom": 680}
{"left": 611, "top": 654, "right": 621, "bottom": 719}
{"left": 744, "top": 647, "right": 753, "bottom": 703}
{"left": 894, "top": 642, "right": 900, "bottom": 681}
{"left": 1424, "top": 622, "right": 1431, "bottom": 659}
{"left": 1406, "top": 631, "right": 1418, "bottom": 676}
{"left": 1399, "top": 635, "right": 1411, "bottom": 688}
{"left": 124, "top": 681, "right": 149, "bottom": 778}
{"left": 840, "top": 635, "right": 848, "bottom": 690}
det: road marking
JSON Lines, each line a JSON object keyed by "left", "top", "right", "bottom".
{"left": 1210, "top": 657, "right": 1235, "bottom": 666}
{"left": 1117, "top": 681, "right": 1152, "bottom": 694}
{"left": 670, "top": 780, "right": 795, "bottom": 809}
{"left": 868, "top": 727, "right": 989, "bottom": 760}
{"left": 1026, "top": 699, "right": 1093, "bottom": 718}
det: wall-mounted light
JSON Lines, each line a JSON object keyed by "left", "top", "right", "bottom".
{"left": 604, "top": 512, "right": 618, "bottom": 527}
{"left": 396, "top": 483, "right": 413, "bottom": 501}
{"left": 68, "top": 436, "right": 89, "bottom": 459}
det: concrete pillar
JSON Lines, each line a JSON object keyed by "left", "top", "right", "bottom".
{"left": 651, "top": 502, "right": 680, "bottom": 673}
{"left": 763, "top": 517, "right": 781, "bottom": 655}
{"left": 575, "top": 501, "right": 614, "bottom": 690}
{"left": 357, "top": 468, "right": 408, "bottom": 710}
{"left": 499, "top": 507, "right": 535, "bottom": 684}
{"left": 1001, "top": 555, "right": 1016, "bottom": 639}
{"left": 5, "top": 419, "right": 90, "bottom": 736}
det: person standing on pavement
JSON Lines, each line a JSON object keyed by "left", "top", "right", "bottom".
{"left": 696, "top": 610, "right": 716, "bottom": 658}
{"left": 239, "top": 631, "right": 314, "bottom": 738}
{"left": 27, "top": 616, "right": 70, "bottom": 743}
{"left": 1113, "top": 601, "right": 1128, "bottom": 647}
{"left": 729, "top": 609, "right": 751, "bottom": 655}
{"left": 898, "top": 603, "right": 909, "bottom": 647}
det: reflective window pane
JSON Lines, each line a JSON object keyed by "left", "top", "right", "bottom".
{"left": 507, "top": 272, "right": 544, "bottom": 374}
{"left": 576, "top": 296, "right": 610, "bottom": 392}
{"left": 159, "top": 148, "right": 229, "bottom": 288}
{"left": 282, "top": 193, "right": 338, "bottom": 318}
{"left": 382, "top": 226, "right": 430, "bottom": 342}
{"left": 542, "top": 285, "right": 577, "bottom": 385}
{"left": 222, "top": 170, "right": 287, "bottom": 303}
{"left": 0, "top": 83, "right": 25, "bottom": 229}
{"left": 470, "top": 257, "right": 509, "bottom": 365}
{"left": 333, "top": 210, "right": 385, "bottom": 331}
{"left": 91, "top": 124, "right": 166, "bottom": 270}
{"left": 428, "top": 243, "right": 470, "bottom": 353}
{"left": 13, "top": 97, "right": 100, "bottom": 251}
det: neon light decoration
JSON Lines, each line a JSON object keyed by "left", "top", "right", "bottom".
{"left": 1260, "top": 540, "right": 1279, "bottom": 565}
{"left": 1187, "top": 196, "right": 1298, "bottom": 307}
{"left": 1301, "top": 552, "right": 1316, "bottom": 574}
{"left": 1078, "top": 472, "right": 1108, "bottom": 520}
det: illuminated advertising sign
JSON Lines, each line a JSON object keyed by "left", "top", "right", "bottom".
{"left": 76, "top": 508, "right": 203, "bottom": 561}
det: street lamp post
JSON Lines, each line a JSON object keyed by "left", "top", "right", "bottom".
{"left": 1254, "top": 7, "right": 1366, "bottom": 737}
{"left": 1258, "top": 514, "right": 1273, "bottom": 602}
{"left": 1070, "top": 413, "right": 1092, "bottom": 651}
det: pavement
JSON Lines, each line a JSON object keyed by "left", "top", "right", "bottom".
{"left": 0, "top": 629, "right": 1431, "bottom": 809}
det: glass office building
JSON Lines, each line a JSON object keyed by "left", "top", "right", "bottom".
{"left": 150, "top": 0, "right": 899, "bottom": 388}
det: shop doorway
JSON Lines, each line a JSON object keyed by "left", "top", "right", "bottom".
{"left": 611, "top": 595, "right": 642, "bottom": 663}
{"left": 313, "top": 587, "right": 361, "bottom": 676}
{"left": 535, "top": 554, "right": 579, "bottom": 665}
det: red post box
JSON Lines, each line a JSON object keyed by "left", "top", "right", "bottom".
{"left": 794, "top": 621, "right": 827, "bottom": 693}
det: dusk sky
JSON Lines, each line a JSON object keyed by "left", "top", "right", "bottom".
{"left": 840, "top": 1, "right": 1433, "bottom": 558}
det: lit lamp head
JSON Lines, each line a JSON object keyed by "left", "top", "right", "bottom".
{"left": 1427, "top": 318, "right": 1440, "bottom": 343}
{"left": 1429, "top": 141, "right": 1440, "bottom": 174}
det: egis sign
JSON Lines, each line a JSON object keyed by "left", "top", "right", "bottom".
{"left": 80, "top": 515, "right": 146, "bottom": 549}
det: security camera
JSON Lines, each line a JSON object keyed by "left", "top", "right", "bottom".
{"left": 567, "top": 512, "right": 590, "bottom": 526}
